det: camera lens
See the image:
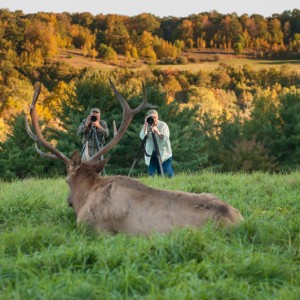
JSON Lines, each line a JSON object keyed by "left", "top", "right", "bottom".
{"left": 91, "top": 115, "right": 97, "bottom": 122}
{"left": 147, "top": 116, "right": 154, "bottom": 125}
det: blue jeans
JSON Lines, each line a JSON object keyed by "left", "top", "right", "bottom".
{"left": 148, "top": 152, "right": 174, "bottom": 177}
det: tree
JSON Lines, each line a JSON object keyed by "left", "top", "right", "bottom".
{"left": 153, "top": 37, "right": 178, "bottom": 59}
{"left": 167, "top": 104, "right": 209, "bottom": 172}
{"left": 269, "top": 18, "right": 284, "bottom": 45}
{"left": 163, "top": 75, "right": 181, "bottom": 103}
{"left": 177, "top": 20, "right": 194, "bottom": 48}
{"left": 243, "top": 94, "right": 280, "bottom": 161}
{"left": 233, "top": 42, "right": 243, "bottom": 54}
{"left": 126, "top": 13, "right": 160, "bottom": 35}
{"left": 104, "top": 15, "right": 130, "bottom": 54}
{"left": 141, "top": 47, "right": 157, "bottom": 62}
{"left": 70, "top": 24, "right": 95, "bottom": 49}
{"left": 97, "top": 43, "right": 117, "bottom": 62}
{"left": 227, "top": 138, "right": 278, "bottom": 172}
{"left": 0, "top": 114, "right": 65, "bottom": 180}
{"left": 24, "top": 19, "right": 58, "bottom": 58}
{"left": 275, "top": 91, "right": 300, "bottom": 167}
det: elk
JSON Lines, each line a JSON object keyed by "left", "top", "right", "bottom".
{"left": 26, "top": 81, "right": 243, "bottom": 235}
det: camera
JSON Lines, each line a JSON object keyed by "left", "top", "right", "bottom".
{"left": 146, "top": 116, "right": 154, "bottom": 126}
{"left": 90, "top": 115, "right": 97, "bottom": 122}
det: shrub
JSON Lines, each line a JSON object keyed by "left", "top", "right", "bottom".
{"left": 176, "top": 56, "right": 188, "bottom": 65}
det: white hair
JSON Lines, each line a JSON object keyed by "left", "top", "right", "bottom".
{"left": 147, "top": 109, "right": 158, "bottom": 116}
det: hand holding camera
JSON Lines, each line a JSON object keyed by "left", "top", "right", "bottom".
{"left": 86, "top": 114, "right": 100, "bottom": 129}
{"left": 146, "top": 116, "right": 155, "bottom": 126}
{"left": 90, "top": 115, "right": 98, "bottom": 123}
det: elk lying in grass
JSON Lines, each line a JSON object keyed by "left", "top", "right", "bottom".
{"left": 26, "top": 81, "right": 243, "bottom": 235}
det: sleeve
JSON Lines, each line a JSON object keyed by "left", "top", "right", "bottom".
{"left": 77, "top": 119, "right": 87, "bottom": 136}
{"left": 159, "top": 122, "right": 170, "bottom": 145}
{"left": 98, "top": 120, "right": 110, "bottom": 138}
{"left": 140, "top": 126, "right": 146, "bottom": 140}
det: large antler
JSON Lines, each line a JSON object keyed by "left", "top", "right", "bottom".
{"left": 89, "top": 79, "right": 157, "bottom": 162}
{"left": 26, "top": 82, "right": 70, "bottom": 164}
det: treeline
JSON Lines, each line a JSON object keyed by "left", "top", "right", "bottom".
{"left": 0, "top": 9, "right": 300, "bottom": 179}
{"left": 0, "top": 63, "right": 300, "bottom": 180}
{"left": 0, "top": 8, "right": 300, "bottom": 66}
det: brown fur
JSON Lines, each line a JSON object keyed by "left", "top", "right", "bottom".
{"left": 28, "top": 82, "right": 243, "bottom": 235}
{"left": 67, "top": 152, "right": 243, "bottom": 235}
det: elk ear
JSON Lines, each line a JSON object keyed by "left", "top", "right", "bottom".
{"left": 94, "top": 157, "right": 109, "bottom": 174}
{"left": 70, "top": 151, "right": 82, "bottom": 168}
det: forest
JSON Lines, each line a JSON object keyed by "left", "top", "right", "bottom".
{"left": 0, "top": 8, "right": 300, "bottom": 179}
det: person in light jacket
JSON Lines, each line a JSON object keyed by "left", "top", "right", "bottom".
{"left": 139, "top": 109, "right": 174, "bottom": 177}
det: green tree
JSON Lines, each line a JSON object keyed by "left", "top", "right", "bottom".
{"left": 97, "top": 43, "right": 117, "bottom": 62}
{"left": 126, "top": 13, "right": 160, "bottom": 35}
{"left": 105, "top": 15, "right": 130, "bottom": 54}
{"left": 275, "top": 91, "right": 300, "bottom": 167}
{"left": 167, "top": 105, "right": 209, "bottom": 172}
{"left": 0, "top": 114, "right": 64, "bottom": 180}
{"left": 233, "top": 42, "right": 243, "bottom": 54}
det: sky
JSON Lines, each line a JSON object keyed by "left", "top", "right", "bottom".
{"left": 0, "top": 0, "right": 299, "bottom": 18}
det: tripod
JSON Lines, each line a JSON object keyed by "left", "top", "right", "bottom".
{"left": 128, "top": 125, "right": 164, "bottom": 177}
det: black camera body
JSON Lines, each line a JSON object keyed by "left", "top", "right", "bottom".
{"left": 90, "top": 115, "right": 97, "bottom": 122}
{"left": 146, "top": 116, "right": 154, "bottom": 126}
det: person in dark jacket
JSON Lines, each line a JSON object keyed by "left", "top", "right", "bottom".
{"left": 77, "top": 107, "right": 109, "bottom": 161}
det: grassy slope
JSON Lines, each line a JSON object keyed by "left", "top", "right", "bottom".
{"left": 0, "top": 172, "right": 300, "bottom": 299}
{"left": 52, "top": 48, "right": 300, "bottom": 73}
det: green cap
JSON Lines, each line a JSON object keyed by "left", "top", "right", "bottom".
{"left": 90, "top": 108, "right": 100, "bottom": 114}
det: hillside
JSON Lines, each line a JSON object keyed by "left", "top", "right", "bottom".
{"left": 52, "top": 48, "right": 300, "bottom": 73}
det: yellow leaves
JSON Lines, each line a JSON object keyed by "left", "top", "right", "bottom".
{"left": 153, "top": 38, "right": 178, "bottom": 59}
{"left": 140, "top": 47, "right": 156, "bottom": 62}
{"left": 187, "top": 87, "right": 238, "bottom": 120}
{"left": 139, "top": 31, "right": 154, "bottom": 49}
{"left": 24, "top": 19, "right": 58, "bottom": 58}
{"left": 0, "top": 117, "right": 5, "bottom": 142}
{"left": 43, "top": 81, "right": 76, "bottom": 119}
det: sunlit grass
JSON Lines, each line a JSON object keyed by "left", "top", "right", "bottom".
{"left": 54, "top": 49, "right": 300, "bottom": 73}
{"left": 1, "top": 172, "right": 300, "bottom": 299}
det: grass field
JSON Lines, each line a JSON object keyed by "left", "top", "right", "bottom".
{"left": 1, "top": 172, "right": 300, "bottom": 299}
{"left": 53, "top": 48, "right": 300, "bottom": 73}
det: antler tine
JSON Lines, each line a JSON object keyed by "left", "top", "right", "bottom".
{"left": 34, "top": 143, "right": 58, "bottom": 159}
{"left": 90, "top": 79, "right": 157, "bottom": 163}
{"left": 132, "top": 81, "right": 157, "bottom": 114}
{"left": 28, "top": 82, "right": 70, "bottom": 164}
{"left": 25, "top": 115, "right": 59, "bottom": 159}
{"left": 25, "top": 115, "right": 38, "bottom": 142}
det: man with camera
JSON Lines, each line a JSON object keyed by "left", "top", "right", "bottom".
{"left": 77, "top": 108, "right": 110, "bottom": 161}
{"left": 139, "top": 109, "right": 174, "bottom": 177}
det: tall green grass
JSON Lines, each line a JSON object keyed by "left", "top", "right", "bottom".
{"left": 1, "top": 172, "right": 299, "bottom": 299}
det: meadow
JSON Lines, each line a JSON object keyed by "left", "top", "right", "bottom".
{"left": 1, "top": 172, "right": 300, "bottom": 299}
{"left": 53, "top": 49, "right": 300, "bottom": 73}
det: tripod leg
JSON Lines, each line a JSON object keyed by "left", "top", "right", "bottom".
{"left": 128, "top": 135, "right": 149, "bottom": 177}
{"left": 152, "top": 132, "right": 164, "bottom": 177}
{"left": 128, "top": 159, "right": 138, "bottom": 177}
{"left": 90, "top": 127, "right": 107, "bottom": 175}
{"left": 100, "top": 155, "right": 106, "bottom": 176}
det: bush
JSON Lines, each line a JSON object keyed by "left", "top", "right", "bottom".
{"left": 176, "top": 56, "right": 188, "bottom": 65}
{"left": 158, "top": 57, "right": 176, "bottom": 65}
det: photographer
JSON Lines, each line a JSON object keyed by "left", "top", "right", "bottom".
{"left": 139, "top": 110, "right": 174, "bottom": 177}
{"left": 77, "top": 108, "right": 110, "bottom": 161}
